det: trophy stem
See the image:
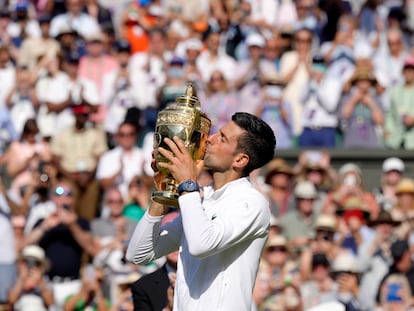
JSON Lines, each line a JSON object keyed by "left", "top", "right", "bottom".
{"left": 151, "top": 177, "right": 179, "bottom": 207}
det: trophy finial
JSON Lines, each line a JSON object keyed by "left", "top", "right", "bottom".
{"left": 185, "top": 82, "right": 194, "bottom": 98}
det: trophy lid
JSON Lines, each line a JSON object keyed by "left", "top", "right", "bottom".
{"left": 175, "top": 82, "right": 200, "bottom": 108}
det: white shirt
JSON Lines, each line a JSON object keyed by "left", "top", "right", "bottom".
{"left": 0, "top": 193, "right": 15, "bottom": 264}
{"left": 0, "top": 65, "right": 15, "bottom": 108}
{"left": 126, "top": 178, "right": 270, "bottom": 311}
{"left": 49, "top": 13, "right": 100, "bottom": 39}
{"left": 96, "top": 146, "right": 148, "bottom": 199}
{"left": 196, "top": 51, "right": 237, "bottom": 82}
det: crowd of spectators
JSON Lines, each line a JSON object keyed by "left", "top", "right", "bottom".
{"left": 0, "top": 0, "right": 414, "bottom": 310}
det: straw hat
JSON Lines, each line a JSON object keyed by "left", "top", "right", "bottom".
{"left": 335, "top": 196, "right": 370, "bottom": 220}
{"left": 265, "top": 235, "right": 287, "bottom": 249}
{"left": 264, "top": 158, "right": 294, "bottom": 184}
{"left": 314, "top": 214, "right": 337, "bottom": 232}
{"left": 260, "top": 72, "right": 286, "bottom": 86}
{"left": 350, "top": 66, "right": 377, "bottom": 85}
{"left": 396, "top": 178, "right": 414, "bottom": 195}
{"left": 368, "top": 210, "right": 401, "bottom": 227}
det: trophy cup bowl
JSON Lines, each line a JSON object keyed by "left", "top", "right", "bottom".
{"left": 152, "top": 83, "right": 211, "bottom": 207}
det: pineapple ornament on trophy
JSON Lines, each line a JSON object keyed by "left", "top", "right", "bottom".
{"left": 152, "top": 83, "right": 211, "bottom": 207}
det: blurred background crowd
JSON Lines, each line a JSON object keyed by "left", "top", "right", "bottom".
{"left": 0, "top": 0, "right": 414, "bottom": 310}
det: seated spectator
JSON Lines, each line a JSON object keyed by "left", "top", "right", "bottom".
{"left": 96, "top": 122, "right": 149, "bottom": 201}
{"left": 358, "top": 210, "right": 401, "bottom": 310}
{"left": 376, "top": 239, "right": 413, "bottom": 310}
{"left": 255, "top": 73, "right": 293, "bottom": 149}
{"left": 372, "top": 157, "right": 405, "bottom": 211}
{"left": 280, "top": 181, "right": 318, "bottom": 253}
{"left": 299, "top": 214, "right": 341, "bottom": 281}
{"left": 3, "top": 119, "right": 51, "bottom": 203}
{"left": 384, "top": 56, "right": 414, "bottom": 149}
{"left": 49, "top": 0, "right": 100, "bottom": 39}
{"left": 51, "top": 103, "right": 107, "bottom": 220}
{"left": 261, "top": 158, "right": 295, "bottom": 218}
{"left": 0, "top": 46, "right": 15, "bottom": 110}
{"left": 63, "top": 264, "right": 110, "bottom": 311}
{"left": 390, "top": 178, "right": 414, "bottom": 240}
{"left": 23, "top": 181, "right": 96, "bottom": 308}
{"left": 122, "top": 175, "right": 152, "bottom": 222}
{"left": 5, "top": 65, "right": 38, "bottom": 136}
{"left": 323, "top": 162, "right": 379, "bottom": 219}
{"left": 0, "top": 105, "right": 18, "bottom": 158}
{"left": 18, "top": 14, "right": 60, "bottom": 71}
{"left": 300, "top": 253, "right": 337, "bottom": 309}
{"left": 330, "top": 252, "right": 364, "bottom": 309}
{"left": 335, "top": 196, "right": 373, "bottom": 256}
{"left": 339, "top": 65, "right": 384, "bottom": 148}
{"left": 199, "top": 70, "right": 239, "bottom": 134}
{"left": 8, "top": 245, "right": 54, "bottom": 311}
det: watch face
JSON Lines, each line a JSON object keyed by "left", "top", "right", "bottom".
{"left": 178, "top": 180, "right": 200, "bottom": 194}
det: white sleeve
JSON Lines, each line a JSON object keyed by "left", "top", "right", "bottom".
{"left": 125, "top": 211, "right": 182, "bottom": 264}
{"left": 179, "top": 191, "right": 270, "bottom": 259}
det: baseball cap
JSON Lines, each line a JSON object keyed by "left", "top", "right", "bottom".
{"left": 38, "top": 13, "right": 51, "bottom": 24}
{"left": 246, "top": 33, "right": 265, "bottom": 48}
{"left": 404, "top": 56, "right": 414, "bottom": 69}
{"left": 169, "top": 56, "right": 185, "bottom": 66}
{"left": 72, "top": 103, "right": 90, "bottom": 115}
{"left": 311, "top": 253, "right": 330, "bottom": 268}
{"left": 185, "top": 38, "right": 203, "bottom": 51}
{"left": 382, "top": 157, "right": 405, "bottom": 173}
{"left": 115, "top": 39, "right": 131, "bottom": 53}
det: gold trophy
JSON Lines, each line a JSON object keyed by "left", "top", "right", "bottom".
{"left": 152, "top": 83, "right": 211, "bottom": 207}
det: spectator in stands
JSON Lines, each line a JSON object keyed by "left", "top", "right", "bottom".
{"left": 390, "top": 178, "right": 414, "bottom": 239}
{"left": 23, "top": 181, "right": 95, "bottom": 308}
{"left": 50, "top": 102, "right": 107, "bottom": 220}
{"left": 0, "top": 105, "right": 18, "bottom": 157}
{"left": 263, "top": 34, "right": 284, "bottom": 73}
{"left": 323, "top": 162, "right": 379, "bottom": 219}
{"left": 235, "top": 32, "right": 274, "bottom": 114}
{"left": 182, "top": 38, "right": 203, "bottom": 85}
{"left": 5, "top": 65, "right": 38, "bottom": 136}
{"left": 255, "top": 72, "right": 293, "bottom": 149}
{"left": 196, "top": 29, "right": 237, "bottom": 82}
{"left": 199, "top": 70, "right": 239, "bottom": 134}
{"left": 3, "top": 119, "right": 50, "bottom": 203}
{"left": 78, "top": 31, "right": 118, "bottom": 124}
{"left": 373, "top": 157, "right": 405, "bottom": 211}
{"left": 262, "top": 158, "right": 295, "bottom": 218}
{"left": 53, "top": 24, "right": 85, "bottom": 59}
{"left": 18, "top": 13, "right": 60, "bottom": 71}
{"left": 358, "top": 210, "right": 401, "bottom": 310}
{"left": 300, "top": 252, "right": 337, "bottom": 309}
{"left": 385, "top": 55, "right": 414, "bottom": 149}
{"left": 63, "top": 264, "right": 110, "bottom": 311}
{"left": 298, "top": 56, "right": 340, "bottom": 148}
{"left": 335, "top": 196, "right": 373, "bottom": 256}
{"left": 281, "top": 27, "right": 314, "bottom": 137}
{"left": 376, "top": 239, "right": 413, "bottom": 310}
{"left": 122, "top": 175, "right": 152, "bottom": 222}
{"left": 280, "top": 180, "right": 318, "bottom": 252}
{"left": 339, "top": 65, "right": 384, "bottom": 148}
{"left": 82, "top": 0, "right": 113, "bottom": 30}
{"left": 35, "top": 54, "right": 73, "bottom": 137}
{"left": 96, "top": 122, "right": 149, "bottom": 201}
{"left": 0, "top": 46, "right": 16, "bottom": 108}
{"left": 8, "top": 245, "right": 54, "bottom": 310}
{"left": 49, "top": 0, "right": 100, "bottom": 39}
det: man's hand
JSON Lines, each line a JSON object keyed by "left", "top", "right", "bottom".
{"left": 157, "top": 136, "right": 204, "bottom": 184}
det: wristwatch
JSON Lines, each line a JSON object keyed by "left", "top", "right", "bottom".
{"left": 177, "top": 180, "right": 200, "bottom": 195}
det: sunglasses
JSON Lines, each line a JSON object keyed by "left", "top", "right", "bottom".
{"left": 118, "top": 131, "right": 136, "bottom": 137}
{"left": 267, "top": 246, "right": 287, "bottom": 253}
{"left": 107, "top": 199, "right": 123, "bottom": 204}
{"left": 55, "top": 186, "right": 73, "bottom": 197}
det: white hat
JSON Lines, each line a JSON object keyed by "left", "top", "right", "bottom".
{"left": 22, "top": 245, "right": 46, "bottom": 261}
{"left": 308, "top": 302, "right": 346, "bottom": 311}
{"left": 338, "top": 162, "right": 362, "bottom": 176}
{"left": 314, "top": 214, "right": 337, "bottom": 232}
{"left": 331, "top": 252, "right": 360, "bottom": 273}
{"left": 382, "top": 157, "right": 405, "bottom": 173}
{"left": 185, "top": 38, "right": 203, "bottom": 51}
{"left": 246, "top": 33, "right": 265, "bottom": 48}
{"left": 294, "top": 181, "right": 317, "bottom": 199}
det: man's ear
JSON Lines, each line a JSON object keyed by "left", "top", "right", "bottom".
{"left": 233, "top": 153, "right": 249, "bottom": 170}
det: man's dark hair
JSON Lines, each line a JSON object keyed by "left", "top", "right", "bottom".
{"left": 231, "top": 112, "right": 276, "bottom": 176}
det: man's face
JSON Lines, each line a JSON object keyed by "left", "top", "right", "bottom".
{"left": 105, "top": 190, "right": 124, "bottom": 217}
{"left": 66, "top": 0, "right": 82, "bottom": 15}
{"left": 207, "top": 33, "right": 220, "bottom": 53}
{"left": 404, "top": 67, "right": 414, "bottom": 83}
{"left": 298, "top": 198, "right": 314, "bottom": 216}
{"left": 203, "top": 121, "right": 246, "bottom": 173}
{"left": 53, "top": 184, "right": 75, "bottom": 208}
{"left": 116, "top": 124, "right": 137, "bottom": 150}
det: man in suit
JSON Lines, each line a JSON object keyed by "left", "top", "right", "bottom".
{"left": 131, "top": 211, "right": 179, "bottom": 311}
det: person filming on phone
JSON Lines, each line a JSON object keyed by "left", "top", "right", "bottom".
{"left": 23, "top": 181, "right": 96, "bottom": 309}
{"left": 126, "top": 112, "right": 276, "bottom": 311}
